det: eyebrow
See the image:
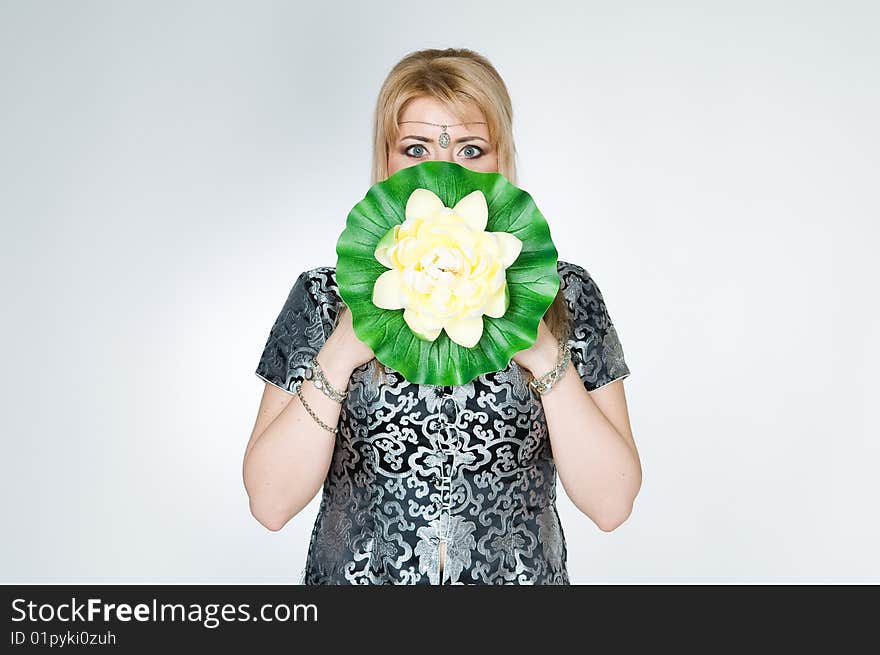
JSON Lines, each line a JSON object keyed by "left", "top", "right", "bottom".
{"left": 399, "top": 134, "right": 489, "bottom": 144}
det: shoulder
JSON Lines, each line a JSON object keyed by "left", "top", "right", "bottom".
{"left": 269, "top": 266, "right": 339, "bottom": 320}
{"left": 288, "top": 265, "right": 339, "bottom": 306}
{"left": 557, "top": 259, "right": 590, "bottom": 282}
{"left": 556, "top": 259, "right": 623, "bottom": 339}
{"left": 294, "top": 266, "right": 336, "bottom": 292}
{"left": 306, "top": 264, "right": 337, "bottom": 277}
{"left": 298, "top": 265, "right": 337, "bottom": 284}
{"left": 557, "top": 259, "right": 603, "bottom": 304}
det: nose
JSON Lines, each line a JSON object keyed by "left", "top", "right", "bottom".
{"left": 435, "top": 147, "right": 455, "bottom": 162}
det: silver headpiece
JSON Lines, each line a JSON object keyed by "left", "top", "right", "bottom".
{"left": 398, "top": 120, "right": 488, "bottom": 149}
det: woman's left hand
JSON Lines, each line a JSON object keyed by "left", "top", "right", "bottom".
{"left": 511, "top": 318, "right": 560, "bottom": 375}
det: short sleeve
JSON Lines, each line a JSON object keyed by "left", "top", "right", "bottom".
{"left": 560, "top": 262, "right": 632, "bottom": 392}
{"left": 254, "top": 270, "right": 328, "bottom": 395}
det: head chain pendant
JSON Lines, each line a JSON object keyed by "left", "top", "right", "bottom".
{"left": 438, "top": 126, "right": 451, "bottom": 149}
{"left": 398, "top": 120, "right": 487, "bottom": 150}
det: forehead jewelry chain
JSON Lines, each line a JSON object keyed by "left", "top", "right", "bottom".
{"left": 398, "top": 120, "right": 487, "bottom": 149}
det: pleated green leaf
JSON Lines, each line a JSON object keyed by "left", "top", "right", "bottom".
{"left": 335, "top": 160, "right": 559, "bottom": 385}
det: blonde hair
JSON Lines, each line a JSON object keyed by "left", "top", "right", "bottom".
{"left": 362, "top": 47, "right": 570, "bottom": 384}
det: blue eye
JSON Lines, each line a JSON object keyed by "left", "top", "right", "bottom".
{"left": 404, "top": 144, "right": 485, "bottom": 159}
{"left": 404, "top": 144, "right": 428, "bottom": 158}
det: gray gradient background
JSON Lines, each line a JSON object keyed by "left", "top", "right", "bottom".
{"left": 2, "top": 0, "right": 877, "bottom": 583}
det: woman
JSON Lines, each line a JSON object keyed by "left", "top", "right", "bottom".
{"left": 243, "top": 47, "right": 642, "bottom": 585}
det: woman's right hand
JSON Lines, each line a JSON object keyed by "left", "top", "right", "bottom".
{"left": 317, "top": 303, "right": 376, "bottom": 378}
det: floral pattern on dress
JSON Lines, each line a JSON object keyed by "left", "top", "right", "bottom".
{"left": 415, "top": 514, "right": 477, "bottom": 585}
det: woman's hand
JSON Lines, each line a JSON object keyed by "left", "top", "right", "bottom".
{"left": 317, "top": 303, "right": 376, "bottom": 381}
{"left": 511, "top": 318, "right": 560, "bottom": 376}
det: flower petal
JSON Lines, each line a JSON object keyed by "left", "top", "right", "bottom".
{"left": 374, "top": 225, "right": 397, "bottom": 268}
{"left": 452, "top": 190, "right": 488, "bottom": 232}
{"left": 406, "top": 188, "right": 446, "bottom": 221}
{"left": 492, "top": 231, "right": 523, "bottom": 268}
{"left": 372, "top": 269, "right": 405, "bottom": 309}
{"left": 444, "top": 316, "right": 484, "bottom": 348}
{"left": 483, "top": 284, "right": 509, "bottom": 318}
{"left": 404, "top": 308, "right": 442, "bottom": 341}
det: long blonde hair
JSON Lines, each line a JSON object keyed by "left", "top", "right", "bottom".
{"left": 363, "top": 47, "right": 570, "bottom": 384}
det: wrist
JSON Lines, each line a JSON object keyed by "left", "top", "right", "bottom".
{"left": 528, "top": 340, "right": 572, "bottom": 395}
{"left": 314, "top": 347, "right": 354, "bottom": 391}
{"left": 526, "top": 340, "right": 562, "bottom": 376}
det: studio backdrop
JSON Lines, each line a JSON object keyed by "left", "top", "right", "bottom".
{"left": 1, "top": 0, "right": 877, "bottom": 584}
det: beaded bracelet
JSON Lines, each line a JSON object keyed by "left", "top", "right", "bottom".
{"left": 528, "top": 339, "right": 572, "bottom": 395}
{"left": 295, "top": 383, "right": 338, "bottom": 435}
{"left": 303, "top": 356, "right": 348, "bottom": 403}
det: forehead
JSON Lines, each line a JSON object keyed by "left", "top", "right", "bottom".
{"left": 398, "top": 95, "right": 488, "bottom": 132}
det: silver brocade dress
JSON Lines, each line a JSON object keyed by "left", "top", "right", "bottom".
{"left": 254, "top": 260, "right": 631, "bottom": 585}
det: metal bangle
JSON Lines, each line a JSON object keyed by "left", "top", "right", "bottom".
{"left": 295, "top": 383, "right": 339, "bottom": 435}
{"left": 528, "top": 339, "right": 572, "bottom": 395}
{"left": 304, "top": 356, "right": 348, "bottom": 403}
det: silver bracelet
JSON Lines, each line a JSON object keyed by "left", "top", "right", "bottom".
{"left": 528, "top": 339, "right": 572, "bottom": 395}
{"left": 304, "top": 356, "right": 348, "bottom": 403}
{"left": 295, "top": 383, "right": 338, "bottom": 435}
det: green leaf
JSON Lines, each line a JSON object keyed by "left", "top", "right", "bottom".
{"left": 335, "top": 160, "right": 560, "bottom": 385}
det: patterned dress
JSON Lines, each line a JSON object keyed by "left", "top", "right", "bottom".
{"left": 254, "top": 260, "right": 631, "bottom": 585}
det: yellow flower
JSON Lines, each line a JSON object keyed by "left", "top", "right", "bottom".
{"left": 371, "top": 187, "right": 523, "bottom": 348}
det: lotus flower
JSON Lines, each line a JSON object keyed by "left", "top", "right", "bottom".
{"left": 335, "top": 160, "right": 559, "bottom": 386}
{"left": 371, "top": 188, "right": 523, "bottom": 348}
